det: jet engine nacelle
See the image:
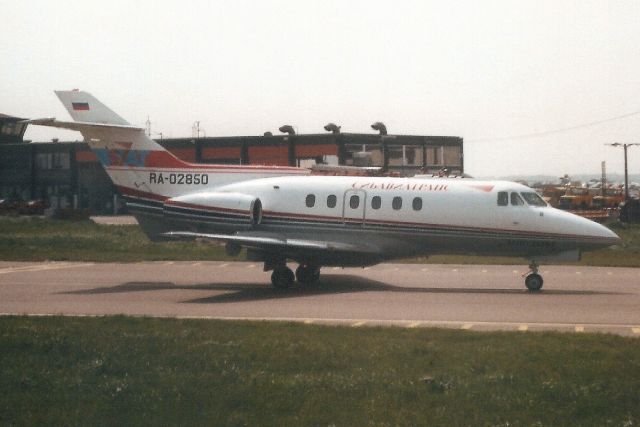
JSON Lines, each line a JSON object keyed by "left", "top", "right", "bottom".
{"left": 163, "top": 191, "right": 262, "bottom": 228}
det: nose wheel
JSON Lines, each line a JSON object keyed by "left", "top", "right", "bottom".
{"left": 524, "top": 261, "right": 543, "bottom": 291}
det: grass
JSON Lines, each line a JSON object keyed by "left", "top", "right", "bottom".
{"left": 0, "top": 216, "right": 638, "bottom": 266}
{"left": 0, "top": 316, "right": 638, "bottom": 426}
{"left": 0, "top": 216, "right": 235, "bottom": 262}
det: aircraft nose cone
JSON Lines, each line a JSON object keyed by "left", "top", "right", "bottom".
{"left": 605, "top": 227, "right": 622, "bottom": 245}
{"left": 592, "top": 222, "right": 621, "bottom": 247}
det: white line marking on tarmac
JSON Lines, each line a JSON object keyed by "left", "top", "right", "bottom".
{"left": 461, "top": 323, "right": 474, "bottom": 330}
{"left": 218, "top": 263, "right": 228, "bottom": 268}
{"left": 164, "top": 261, "right": 174, "bottom": 266}
{"left": 575, "top": 271, "right": 582, "bottom": 275}
{"left": 512, "top": 270, "right": 519, "bottom": 274}
{"left": 191, "top": 262, "right": 201, "bottom": 267}
{"left": 421, "top": 268, "right": 429, "bottom": 272}
{"left": 0, "top": 263, "right": 94, "bottom": 275}
{"left": 248, "top": 264, "right": 256, "bottom": 269}
{"left": 332, "top": 267, "right": 340, "bottom": 271}
{"left": 481, "top": 270, "right": 487, "bottom": 273}
{"left": 2, "top": 313, "right": 639, "bottom": 336}
{"left": 518, "top": 325, "right": 528, "bottom": 332}
{"left": 575, "top": 326, "right": 585, "bottom": 333}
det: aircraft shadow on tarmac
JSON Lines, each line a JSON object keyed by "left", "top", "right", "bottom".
{"left": 60, "top": 274, "right": 620, "bottom": 304}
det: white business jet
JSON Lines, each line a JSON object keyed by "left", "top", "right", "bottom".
{"left": 25, "top": 91, "right": 621, "bottom": 291}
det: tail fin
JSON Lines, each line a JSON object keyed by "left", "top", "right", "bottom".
{"left": 26, "top": 90, "right": 309, "bottom": 204}
{"left": 55, "top": 90, "right": 130, "bottom": 125}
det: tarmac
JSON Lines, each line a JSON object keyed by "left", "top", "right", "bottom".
{"left": 1, "top": 261, "right": 639, "bottom": 336}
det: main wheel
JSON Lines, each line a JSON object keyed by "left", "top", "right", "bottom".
{"left": 271, "top": 266, "right": 294, "bottom": 289}
{"left": 295, "top": 265, "right": 320, "bottom": 284}
{"left": 525, "top": 273, "right": 543, "bottom": 292}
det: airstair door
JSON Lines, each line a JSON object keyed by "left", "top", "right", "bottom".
{"left": 342, "top": 190, "right": 366, "bottom": 225}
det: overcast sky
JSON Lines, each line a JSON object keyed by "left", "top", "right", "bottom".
{"left": 2, "top": 0, "right": 640, "bottom": 177}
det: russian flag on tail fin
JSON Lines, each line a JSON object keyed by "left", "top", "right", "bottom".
{"left": 72, "top": 102, "right": 90, "bottom": 111}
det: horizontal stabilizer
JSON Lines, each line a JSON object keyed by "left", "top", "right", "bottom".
{"left": 21, "top": 118, "right": 143, "bottom": 132}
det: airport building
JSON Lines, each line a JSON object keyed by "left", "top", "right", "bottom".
{"left": 0, "top": 115, "right": 463, "bottom": 214}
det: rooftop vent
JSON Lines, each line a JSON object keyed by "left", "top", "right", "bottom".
{"left": 324, "top": 123, "right": 341, "bottom": 134}
{"left": 279, "top": 125, "right": 295, "bottom": 135}
{"left": 371, "top": 122, "right": 387, "bottom": 135}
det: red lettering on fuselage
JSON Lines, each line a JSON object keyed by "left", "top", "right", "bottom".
{"left": 351, "top": 182, "right": 448, "bottom": 192}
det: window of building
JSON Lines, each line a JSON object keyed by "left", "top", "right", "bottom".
{"left": 412, "top": 197, "right": 422, "bottom": 211}
{"left": 1, "top": 123, "right": 12, "bottom": 135}
{"left": 35, "top": 153, "right": 52, "bottom": 170}
{"left": 52, "top": 152, "right": 70, "bottom": 169}
{"left": 392, "top": 196, "right": 402, "bottom": 210}
{"left": 305, "top": 194, "right": 315, "bottom": 208}
{"left": 497, "top": 192, "right": 508, "bottom": 206}
{"left": 511, "top": 192, "right": 524, "bottom": 206}
{"left": 35, "top": 152, "right": 70, "bottom": 170}
{"left": 426, "top": 146, "right": 442, "bottom": 165}
{"left": 387, "top": 145, "right": 424, "bottom": 167}
{"left": 350, "top": 195, "right": 360, "bottom": 209}
{"left": 327, "top": 194, "right": 336, "bottom": 208}
{"left": 371, "top": 195, "right": 381, "bottom": 209}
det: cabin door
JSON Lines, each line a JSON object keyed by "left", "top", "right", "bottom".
{"left": 342, "top": 190, "right": 366, "bottom": 225}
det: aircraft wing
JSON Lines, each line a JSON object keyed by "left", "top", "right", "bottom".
{"left": 163, "top": 231, "right": 381, "bottom": 255}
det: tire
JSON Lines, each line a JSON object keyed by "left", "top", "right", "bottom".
{"left": 295, "top": 265, "right": 320, "bottom": 284}
{"left": 525, "top": 273, "right": 543, "bottom": 292}
{"left": 271, "top": 266, "right": 294, "bottom": 289}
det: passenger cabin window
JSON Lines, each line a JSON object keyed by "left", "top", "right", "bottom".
{"left": 327, "top": 194, "right": 337, "bottom": 208}
{"left": 371, "top": 196, "right": 381, "bottom": 209}
{"left": 412, "top": 197, "right": 422, "bottom": 211}
{"left": 392, "top": 196, "right": 402, "bottom": 210}
{"left": 305, "top": 194, "right": 315, "bottom": 208}
{"left": 497, "top": 192, "right": 508, "bottom": 206}
{"left": 510, "top": 192, "right": 524, "bottom": 206}
{"left": 350, "top": 195, "right": 360, "bottom": 209}
{"left": 521, "top": 192, "right": 547, "bottom": 207}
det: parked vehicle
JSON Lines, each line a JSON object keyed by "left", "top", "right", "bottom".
{"left": 592, "top": 188, "right": 625, "bottom": 209}
{"left": 558, "top": 187, "right": 593, "bottom": 210}
{"left": 0, "top": 198, "right": 49, "bottom": 215}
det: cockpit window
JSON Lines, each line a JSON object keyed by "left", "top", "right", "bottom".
{"left": 510, "top": 192, "right": 525, "bottom": 206}
{"left": 521, "top": 192, "right": 547, "bottom": 207}
{"left": 497, "top": 192, "right": 508, "bottom": 206}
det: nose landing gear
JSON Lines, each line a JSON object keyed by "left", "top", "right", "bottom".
{"left": 524, "top": 261, "right": 543, "bottom": 291}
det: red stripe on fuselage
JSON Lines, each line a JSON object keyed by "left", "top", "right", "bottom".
{"left": 261, "top": 210, "right": 608, "bottom": 241}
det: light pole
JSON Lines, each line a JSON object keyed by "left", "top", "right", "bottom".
{"left": 606, "top": 143, "right": 639, "bottom": 201}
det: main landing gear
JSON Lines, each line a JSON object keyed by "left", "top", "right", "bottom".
{"left": 270, "top": 263, "right": 321, "bottom": 289}
{"left": 524, "top": 261, "right": 544, "bottom": 292}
